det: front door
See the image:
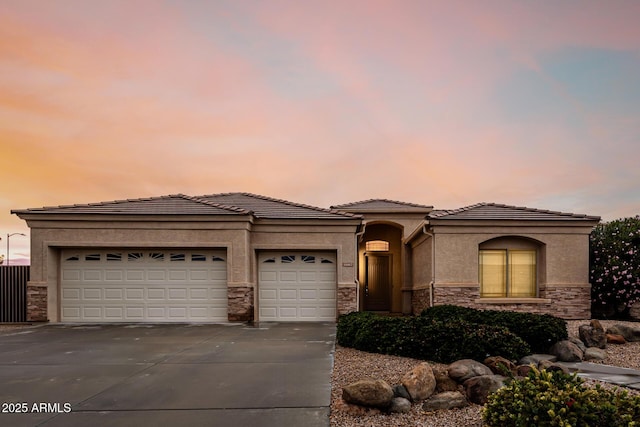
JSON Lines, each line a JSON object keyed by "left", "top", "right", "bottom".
{"left": 364, "top": 254, "right": 391, "bottom": 311}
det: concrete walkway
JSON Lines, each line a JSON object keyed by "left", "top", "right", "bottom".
{"left": 558, "top": 362, "right": 640, "bottom": 390}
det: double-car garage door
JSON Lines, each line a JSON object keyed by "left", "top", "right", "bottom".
{"left": 61, "top": 249, "right": 228, "bottom": 322}
{"left": 60, "top": 249, "right": 337, "bottom": 322}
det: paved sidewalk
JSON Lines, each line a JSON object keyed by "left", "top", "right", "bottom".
{"left": 558, "top": 362, "right": 640, "bottom": 390}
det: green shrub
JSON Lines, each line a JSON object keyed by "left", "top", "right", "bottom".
{"left": 421, "top": 305, "right": 568, "bottom": 353}
{"left": 336, "top": 312, "right": 530, "bottom": 363}
{"left": 483, "top": 367, "right": 640, "bottom": 426}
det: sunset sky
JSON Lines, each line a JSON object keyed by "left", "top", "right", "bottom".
{"left": 1, "top": 0, "right": 639, "bottom": 264}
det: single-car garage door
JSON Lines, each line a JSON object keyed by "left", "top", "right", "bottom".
{"left": 258, "top": 251, "right": 336, "bottom": 321}
{"left": 61, "top": 249, "right": 228, "bottom": 322}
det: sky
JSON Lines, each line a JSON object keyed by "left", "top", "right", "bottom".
{"left": 1, "top": 0, "right": 639, "bottom": 265}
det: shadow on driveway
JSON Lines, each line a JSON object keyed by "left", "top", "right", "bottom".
{"left": 0, "top": 322, "right": 335, "bottom": 427}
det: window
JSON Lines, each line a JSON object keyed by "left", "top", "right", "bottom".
{"left": 170, "top": 253, "right": 185, "bottom": 262}
{"left": 128, "top": 252, "right": 143, "bottom": 261}
{"left": 106, "top": 253, "right": 122, "bottom": 261}
{"left": 479, "top": 249, "right": 536, "bottom": 297}
{"left": 191, "top": 254, "right": 207, "bottom": 261}
{"left": 366, "top": 240, "right": 389, "bottom": 252}
{"left": 85, "top": 254, "right": 101, "bottom": 261}
{"left": 281, "top": 255, "right": 296, "bottom": 263}
{"left": 301, "top": 255, "right": 316, "bottom": 263}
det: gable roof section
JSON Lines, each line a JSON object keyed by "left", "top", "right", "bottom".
{"left": 429, "top": 203, "right": 601, "bottom": 221}
{"left": 11, "top": 194, "right": 249, "bottom": 216}
{"left": 332, "top": 198, "right": 433, "bottom": 213}
{"left": 197, "top": 192, "right": 360, "bottom": 220}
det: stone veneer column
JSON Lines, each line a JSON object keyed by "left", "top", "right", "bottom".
{"left": 227, "top": 286, "right": 254, "bottom": 321}
{"left": 411, "top": 288, "right": 431, "bottom": 315}
{"left": 337, "top": 286, "right": 357, "bottom": 316}
{"left": 27, "top": 283, "right": 48, "bottom": 322}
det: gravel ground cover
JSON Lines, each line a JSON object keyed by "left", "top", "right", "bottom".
{"left": 330, "top": 319, "right": 640, "bottom": 427}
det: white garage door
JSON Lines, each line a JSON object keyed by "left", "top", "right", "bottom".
{"left": 61, "top": 249, "right": 228, "bottom": 322}
{"left": 258, "top": 252, "right": 336, "bottom": 321}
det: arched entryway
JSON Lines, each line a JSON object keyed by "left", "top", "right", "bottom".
{"left": 358, "top": 222, "right": 403, "bottom": 312}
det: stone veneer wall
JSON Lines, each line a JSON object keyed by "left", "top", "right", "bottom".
{"left": 432, "top": 285, "right": 591, "bottom": 320}
{"left": 411, "top": 288, "right": 430, "bottom": 315}
{"left": 337, "top": 287, "right": 357, "bottom": 316}
{"left": 543, "top": 286, "right": 591, "bottom": 319}
{"left": 228, "top": 286, "right": 254, "bottom": 321}
{"left": 27, "top": 284, "right": 48, "bottom": 322}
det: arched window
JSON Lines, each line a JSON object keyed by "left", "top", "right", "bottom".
{"left": 365, "top": 240, "right": 389, "bottom": 252}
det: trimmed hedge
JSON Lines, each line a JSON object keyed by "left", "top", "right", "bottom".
{"left": 420, "top": 305, "right": 568, "bottom": 353}
{"left": 336, "top": 311, "right": 531, "bottom": 363}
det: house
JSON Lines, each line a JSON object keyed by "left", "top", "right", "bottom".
{"left": 12, "top": 193, "right": 600, "bottom": 323}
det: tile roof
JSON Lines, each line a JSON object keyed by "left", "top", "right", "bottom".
{"left": 12, "top": 192, "right": 361, "bottom": 220}
{"left": 197, "top": 193, "right": 361, "bottom": 219}
{"left": 428, "top": 203, "right": 601, "bottom": 221}
{"left": 332, "top": 198, "right": 433, "bottom": 211}
{"left": 11, "top": 194, "right": 250, "bottom": 216}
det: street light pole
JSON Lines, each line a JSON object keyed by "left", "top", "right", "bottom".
{"left": 7, "top": 233, "right": 26, "bottom": 266}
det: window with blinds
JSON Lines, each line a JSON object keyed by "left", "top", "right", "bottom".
{"left": 479, "top": 249, "right": 536, "bottom": 297}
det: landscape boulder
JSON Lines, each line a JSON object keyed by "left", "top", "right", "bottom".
{"left": 484, "top": 356, "right": 517, "bottom": 376}
{"left": 422, "top": 391, "right": 468, "bottom": 411}
{"left": 448, "top": 359, "right": 493, "bottom": 383}
{"left": 463, "top": 375, "right": 507, "bottom": 405}
{"left": 579, "top": 323, "right": 607, "bottom": 349}
{"left": 392, "top": 384, "right": 412, "bottom": 401}
{"left": 389, "top": 397, "right": 412, "bottom": 414}
{"left": 630, "top": 302, "right": 640, "bottom": 321}
{"left": 549, "top": 340, "right": 583, "bottom": 362}
{"left": 401, "top": 362, "right": 436, "bottom": 401}
{"left": 342, "top": 379, "right": 394, "bottom": 409}
{"left": 606, "top": 324, "right": 640, "bottom": 342}
{"left": 433, "top": 366, "right": 459, "bottom": 393}
{"left": 583, "top": 347, "right": 607, "bottom": 361}
{"left": 607, "top": 334, "right": 627, "bottom": 345}
{"left": 518, "top": 354, "right": 557, "bottom": 366}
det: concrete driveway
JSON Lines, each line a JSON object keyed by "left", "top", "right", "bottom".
{"left": 0, "top": 322, "right": 335, "bottom": 427}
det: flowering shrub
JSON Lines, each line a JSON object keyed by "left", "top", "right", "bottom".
{"left": 483, "top": 367, "right": 640, "bottom": 426}
{"left": 590, "top": 216, "right": 640, "bottom": 318}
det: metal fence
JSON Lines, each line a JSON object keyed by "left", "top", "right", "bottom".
{"left": 0, "top": 265, "right": 29, "bottom": 322}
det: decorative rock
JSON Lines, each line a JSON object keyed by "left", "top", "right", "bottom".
{"left": 433, "top": 366, "right": 459, "bottom": 393}
{"left": 401, "top": 362, "right": 436, "bottom": 401}
{"left": 335, "top": 398, "right": 382, "bottom": 416}
{"left": 342, "top": 379, "right": 394, "bottom": 408}
{"left": 584, "top": 347, "right": 607, "bottom": 361}
{"left": 538, "top": 360, "right": 570, "bottom": 375}
{"left": 606, "top": 324, "right": 640, "bottom": 342}
{"left": 448, "top": 359, "right": 493, "bottom": 383}
{"left": 389, "top": 397, "right": 412, "bottom": 414}
{"left": 579, "top": 324, "right": 607, "bottom": 349}
{"left": 484, "top": 356, "right": 517, "bottom": 376}
{"left": 569, "top": 336, "right": 587, "bottom": 353}
{"left": 549, "top": 340, "right": 584, "bottom": 362}
{"left": 630, "top": 302, "right": 640, "bottom": 321}
{"left": 422, "top": 391, "right": 468, "bottom": 411}
{"left": 607, "top": 333, "right": 626, "bottom": 345}
{"left": 463, "top": 375, "right": 507, "bottom": 405}
{"left": 518, "top": 354, "right": 557, "bottom": 366}
{"left": 591, "top": 319, "right": 604, "bottom": 330}
{"left": 516, "top": 365, "right": 533, "bottom": 377}
{"left": 392, "top": 384, "right": 412, "bottom": 401}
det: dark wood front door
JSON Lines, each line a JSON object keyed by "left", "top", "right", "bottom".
{"left": 365, "top": 254, "right": 391, "bottom": 311}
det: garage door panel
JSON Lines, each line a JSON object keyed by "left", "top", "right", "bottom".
{"left": 104, "top": 270, "right": 123, "bottom": 281}
{"left": 62, "top": 288, "right": 81, "bottom": 300}
{"left": 83, "top": 270, "right": 101, "bottom": 281}
{"left": 279, "top": 271, "right": 297, "bottom": 282}
{"left": 126, "top": 270, "right": 145, "bottom": 281}
{"left": 278, "top": 289, "right": 297, "bottom": 300}
{"left": 61, "top": 249, "right": 228, "bottom": 322}
{"left": 300, "top": 272, "right": 317, "bottom": 281}
{"left": 147, "top": 270, "right": 166, "bottom": 281}
{"left": 300, "top": 289, "right": 317, "bottom": 300}
{"left": 63, "top": 270, "right": 81, "bottom": 281}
